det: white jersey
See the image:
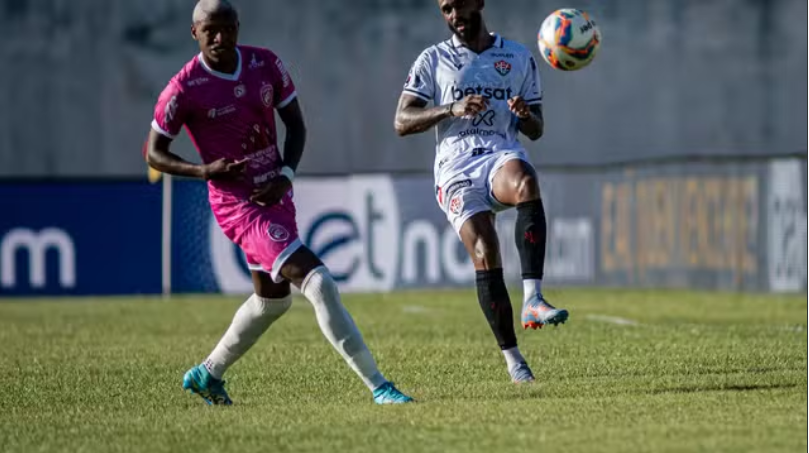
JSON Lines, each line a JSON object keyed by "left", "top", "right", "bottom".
{"left": 402, "top": 33, "right": 542, "bottom": 180}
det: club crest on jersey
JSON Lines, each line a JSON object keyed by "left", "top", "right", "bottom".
{"left": 267, "top": 224, "right": 290, "bottom": 242}
{"left": 261, "top": 84, "right": 274, "bottom": 107}
{"left": 494, "top": 60, "right": 511, "bottom": 76}
{"left": 234, "top": 84, "right": 246, "bottom": 98}
{"left": 449, "top": 193, "right": 464, "bottom": 215}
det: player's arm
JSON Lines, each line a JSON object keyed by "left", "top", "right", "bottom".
{"left": 396, "top": 49, "right": 473, "bottom": 136}
{"left": 276, "top": 98, "right": 306, "bottom": 172}
{"left": 394, "top": 94, "right": 450, "bottom": 136}
{"left": 146, "top": 130, "right": 205, "bottom": 179}
{"left": 512, "top": 55, "right": 544, "bottom": 141}
{"left": 146, "top": 130, "right": 247, "bottom": 180}
{"left": 394, "top": 93, "right": 487, "bottom": 136}
{"left": 512, "top": 102, "right": 544, "bottom": 141}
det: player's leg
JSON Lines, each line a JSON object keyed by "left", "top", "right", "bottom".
{"left": 203, "top": 272, "right": 292, "bottom": 380}
{"left": 183, "top": 270, "right": 293, "bottom": 405}
{"left": 457, "top": 211, "right": 533, "bottom": 383}
{"left": 491, "top": 159, "right": 568, "bottom": 329}
{"left": 278, "top": 246, "right": 413, "bottom": 404}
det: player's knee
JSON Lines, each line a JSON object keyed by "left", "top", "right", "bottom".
{"left": 515, "top": 173, "right": 540, "bottom": 203}
{"left": 301, "top": 265, "right": 342, "bottom": 307}
{"left": 281, "top": 246, "right": 326, "bottom": 288}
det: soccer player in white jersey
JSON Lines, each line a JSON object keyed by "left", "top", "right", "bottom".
{"left": 146, "top": 0, "right": 412, "bottom": 405}
{"left": 394, "top": 0, "right": 569, "bottom": 383}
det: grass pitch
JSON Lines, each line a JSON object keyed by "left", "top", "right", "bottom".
{"left": 0, "top": 288, "right": 805, "bottom": 453}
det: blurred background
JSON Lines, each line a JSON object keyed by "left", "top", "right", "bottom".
{"left": 0, "top": 0, "right": 806, "bottom": 296}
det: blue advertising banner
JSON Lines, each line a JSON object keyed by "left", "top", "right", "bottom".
{"left": 170, "top": 160, "right": 807, "bottom": 295}
{"left": 170, "top": 180, "right": 230, "bottom": 293}
{"left": 168, "top": 175, "right": 606, "bottom": 295}
{"left": 1, "top": 157, "right": 805, "bottom": 297}
{"left": 0, "top": 182, "right": 162, "bottom": 296}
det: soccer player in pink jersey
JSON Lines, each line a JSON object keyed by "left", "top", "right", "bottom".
{"left": 145, "top": 0, "right": 412, "bottom": 405}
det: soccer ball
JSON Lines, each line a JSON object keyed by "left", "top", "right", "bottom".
{"left": 537, "top": 8, "right": 601, "bottom": 71}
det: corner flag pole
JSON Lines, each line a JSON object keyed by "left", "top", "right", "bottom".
{"left": 148, "top": 158, "right": 172, "bottom": 299}
{"left": 160, "top": 172, "right": 173, "bottom": 299}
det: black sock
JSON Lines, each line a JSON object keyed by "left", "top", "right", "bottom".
{"left": 515, "top": 199, "right": 547, "bottom": 280}
{"left": 475, "top": 269, "right": 517, "bottom": 350}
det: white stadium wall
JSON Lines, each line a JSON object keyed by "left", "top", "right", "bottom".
{"left": 0, "top": 0, "right": 806, "bottom": 177}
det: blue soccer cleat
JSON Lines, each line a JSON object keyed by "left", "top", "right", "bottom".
{"left": 509, "top": 362, "right": 535, "bottom": 384}
{"left": 182, "top": 364, "right": 233, "bottom": 406}
{"left": 521, "top": 296, "right": 569, "bottom": 330}
{"left": 373, "top": 382, "right": 414, "bottom": 404}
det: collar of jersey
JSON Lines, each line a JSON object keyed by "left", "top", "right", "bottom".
{"left": 197, "top": 47, "right": 242, "bottom": 81}
{"left": 451, "top": 32, "right": 502, "bottom": 52}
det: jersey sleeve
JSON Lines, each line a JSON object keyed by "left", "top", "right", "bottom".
{"left": 402, "top": 50, "right": 435, "bottom": 103}
{"left": 520, "top": 55, "right": 543, "bottom": 105}
{"left": 270, "top": 54, "right": 297, "bottom": 109}
{"left": 151, "top": 81, "right": 189, "bottom": 139}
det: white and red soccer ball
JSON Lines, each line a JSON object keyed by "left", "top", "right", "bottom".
{"left": 538, "top": 8, "right": 601, "bottom": 71}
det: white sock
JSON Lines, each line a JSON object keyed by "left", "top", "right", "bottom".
{"left": 502, "top": 346, "right": 526, "bottom": 371}
{"left": 523, "top": 279, "right": 542, "bottom": 304}
{"left": 300, "top": 266, "right": 387, "bottom": 391}
{"left": 203, "top": 294, "right": 292, "bottom": 380}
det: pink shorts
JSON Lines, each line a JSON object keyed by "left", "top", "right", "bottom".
{"left": 232, "top": 200, "right": 302, "bottom": 283}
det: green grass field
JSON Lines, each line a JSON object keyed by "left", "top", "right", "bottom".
{"left": 0, "top": 289, "right": 805, "bottom": 453}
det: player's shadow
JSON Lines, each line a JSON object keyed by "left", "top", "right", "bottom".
{"left": 643, "top": 382, "right": 798, "bottom": 395}
{"left": 567, "top": 365, "right": 798, "bottom": 380}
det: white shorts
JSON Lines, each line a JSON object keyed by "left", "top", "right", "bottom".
{"left": 435, "top": 150, "right": 528, "bottom": 235}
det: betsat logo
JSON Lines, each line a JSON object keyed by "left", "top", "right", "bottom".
{"left": 208, "top": 176, "right": 475, "bottom": 294}
{"left": 451, "top": 85, "right": 513, "bottom": 101}
{"left": 1, "top": 228, "right": 76, "bottom": 290}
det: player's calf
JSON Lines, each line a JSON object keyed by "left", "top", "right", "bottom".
{"left": 514, "top": 198, "right": 570, "bottom": 329}
{"left": 284, "top": 248, "right": 413, "bottom": 404}
{"left": 476, "top": 268, "right": 518, "bottom": 350}
{"left": 203, "top": 294, "right": 292, "bottom": 379}
{"left": 515, "top": 198, "right": 547, "bottom": 285}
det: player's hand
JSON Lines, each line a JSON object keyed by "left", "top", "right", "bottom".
{"left": 451, "top": 95, "right": 489, "bottom": 118}
{"left": 250, "top": 175, "right": 292, "bottom": 207}
{"left": 203, "top": 158, "right": 249, "bottom": 181}
{"left": 507, "top": 96, "right": 532, "bottom": 119}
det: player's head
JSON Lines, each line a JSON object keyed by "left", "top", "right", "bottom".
{"left": 191, "top": 0, "right": 240, "bottom": 62}
{"left": 437, "top": 0, "right": 484, "bottom": 42}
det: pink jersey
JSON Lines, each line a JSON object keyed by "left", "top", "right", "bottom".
{"left": 151, "top": 45, "right": 297, "bottom": 241}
